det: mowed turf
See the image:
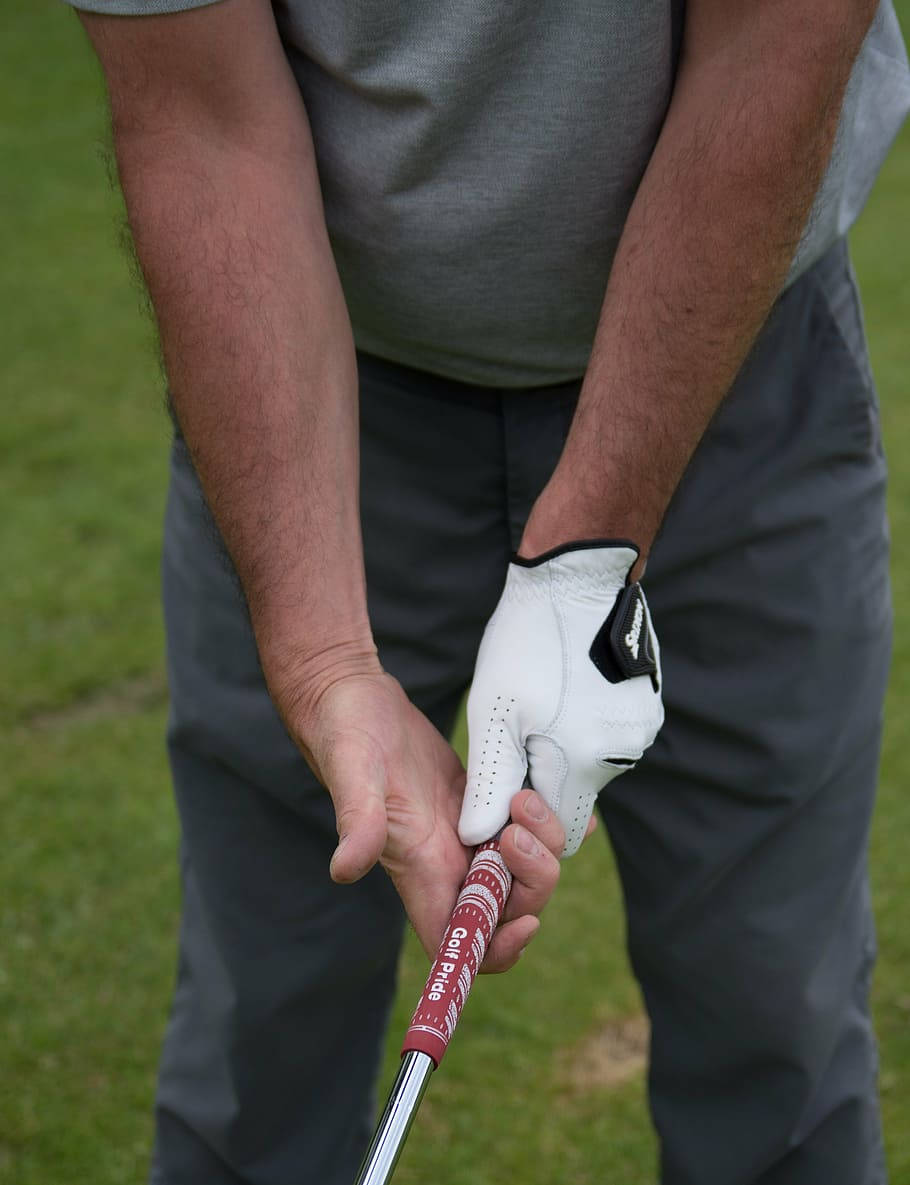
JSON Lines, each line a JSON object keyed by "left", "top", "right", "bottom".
{"left": 2, "top": 5, "right": 909, "bottom": 1183}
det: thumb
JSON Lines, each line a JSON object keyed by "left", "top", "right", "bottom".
{"left": 526, "top": 732, "right": 602, "bottom": 858}
{"left": 459, "top": 693, "right": 528, "bottom": 846}
{"left": 322, "top": 739, "right": 389, "bottom": 883}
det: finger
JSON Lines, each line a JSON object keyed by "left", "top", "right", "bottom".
{"left": 585, "top": 812, "right": 598, "bottom": 839}
{"left": 459, "top": 691, "right": 527, "bottom": 846}
{"left": 481, "top": 916, "right": 540, "bottom": 974}
{"left": 323, "top": 742, "right": 389, "bottom": 884}
{"left": 498, "top": 822, "right": 561, "bottom": 924}
{"left": 508, "top": 788, "right": 566, "bottom": 860}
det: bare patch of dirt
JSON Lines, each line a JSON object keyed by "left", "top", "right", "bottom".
{"left": 21, "top": 671, "right": 167, "bottom": 731}
{"left": 557, "top": 1013, "right": 650, "bottom": 1093}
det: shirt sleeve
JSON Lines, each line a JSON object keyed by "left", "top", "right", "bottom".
{"left": 61, "top": 0, "right": 223, "bottom": 14}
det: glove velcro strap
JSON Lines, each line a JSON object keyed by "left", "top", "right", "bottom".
{"left": 589, "top": 583, "right": 658, "bottom": 683}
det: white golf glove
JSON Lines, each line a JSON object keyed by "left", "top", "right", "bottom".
{"left": 458, "top": 541, "right": 663, "bottom": 857}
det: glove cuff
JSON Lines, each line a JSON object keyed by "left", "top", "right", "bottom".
{"left": 511, "top": 537, "right": 640, "bottom": 572}
{"left": 507, "top": 539, "right": 640, "bottom": 603}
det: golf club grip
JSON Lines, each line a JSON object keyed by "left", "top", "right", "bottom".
{"left": 400, "top": 838, "right": 512, "bottom": 1067}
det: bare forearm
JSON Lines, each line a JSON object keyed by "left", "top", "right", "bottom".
{"left": 522, "top": 0, "right": 876, "bottom": 563}
{"left": 86, "top": 2, "right": 377, "bottom": 704}
{"left": 121, "top": 132, "right": 370, "bottom": 689}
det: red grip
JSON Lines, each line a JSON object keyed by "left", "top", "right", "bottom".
{"left": 401, "top": 839, "right": 512, "bottom": 1067}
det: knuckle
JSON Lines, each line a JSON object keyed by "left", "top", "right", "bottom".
{"left": 540, "top": 852, "right": 561, "bottom": 890}
{"left": 334, "top": 802, "right": 365, "bottom": 833}
{"left": 522, "top": 846, "right": 559, "bottom": 890}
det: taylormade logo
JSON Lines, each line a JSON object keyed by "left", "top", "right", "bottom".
{"left": 625, "top": 600, "right": 644, "bottom": 660}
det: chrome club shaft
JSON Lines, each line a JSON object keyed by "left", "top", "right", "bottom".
{"left": 353, "top": 1051, "right": 434, "bottom": 1185}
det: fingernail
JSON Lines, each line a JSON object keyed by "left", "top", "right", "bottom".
{"left": 514, "top": 825, "right": 541, "bottom": 856}
{"left": 524, "top": 793, "right": 548, "bottom": 822}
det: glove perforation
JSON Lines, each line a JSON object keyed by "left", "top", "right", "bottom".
{"left": 469, "top": 697, "right": 520, "bottom": 812}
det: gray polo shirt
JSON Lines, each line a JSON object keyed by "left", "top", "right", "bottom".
{"left": 69, "top": 0, "right": 910, "bottom": 386}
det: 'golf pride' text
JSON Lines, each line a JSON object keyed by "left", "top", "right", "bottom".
{"left": 426, "top": 927, "right": 468, "bottom": 1000}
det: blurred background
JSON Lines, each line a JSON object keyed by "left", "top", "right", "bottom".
{"left": 2, "top": 4, "right": 909, "bottom": 1183}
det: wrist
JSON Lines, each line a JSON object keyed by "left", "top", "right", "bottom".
{"left": 520, "top": 431, "right": 668, "bottom": 574}
{"left": 519, "top": 506, "right": 650, "bottom": 581}
{"left": 258, "top": 627, "right": 383, "bottom": 730}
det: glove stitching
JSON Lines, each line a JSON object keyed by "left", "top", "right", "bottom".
{"left": 597, "top": 709, "right": 663, "bottom": 731}
{"left": 553, "top": 568, "right": 626, "bottom": 599}
{"left": 504, "top": 568, "right": 549, "bottom": 605}
{"left": 526, "top": 732, "right": 568, "bottom": 814}
{"left": 533, "top": 573, "right": 571, "bottom": 815}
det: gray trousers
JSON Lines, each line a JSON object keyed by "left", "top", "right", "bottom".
{"left": 152, "top": 240, "right": 891, "bottom": 1185}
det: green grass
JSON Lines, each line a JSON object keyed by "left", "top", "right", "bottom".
{"left": 2, "top": 4, "right": 910, "bottom": 1183}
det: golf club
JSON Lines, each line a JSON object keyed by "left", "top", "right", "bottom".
{"left": 353, "top": 837, "right": 511, "bottom": 1185}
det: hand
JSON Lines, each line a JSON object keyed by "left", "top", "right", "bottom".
{"left": 458, "top": 541, "right": 664, "bottom": 856}
{"left": 281, "top": 669, "right": 567, "bottom": 971}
